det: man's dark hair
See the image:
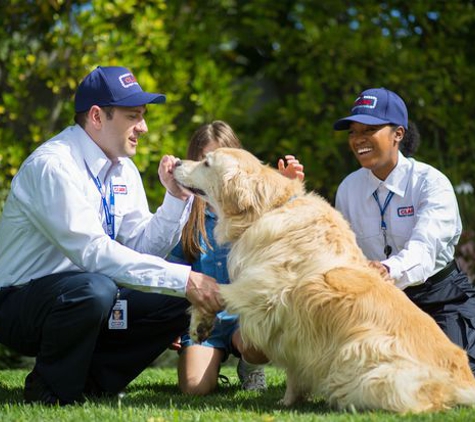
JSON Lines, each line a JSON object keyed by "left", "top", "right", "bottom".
{"left": 74, "top": 106, "right": 115, "bottom": 129}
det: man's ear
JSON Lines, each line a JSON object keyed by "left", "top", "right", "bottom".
{"left": 88, "top": 105, "right": 103, "bottom": 129}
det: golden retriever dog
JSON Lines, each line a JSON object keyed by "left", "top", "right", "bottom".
{"left": 173, "top": 147, "right": 475, "bottom": 413}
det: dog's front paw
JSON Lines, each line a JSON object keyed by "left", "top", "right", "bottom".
{"left": 195, "top": 321, "right": 214, "bottom": 343}
{"left": 278, "top": 397, "right": 294, "bottom": 407}
{"left": 279, "top": 381, "right": 309, "bottom": 407}
{"left": 279, "top": 396, "right": 295, "bottom": 407}
{"left": 189, "top": 308, "right": 215, "bottom": 343}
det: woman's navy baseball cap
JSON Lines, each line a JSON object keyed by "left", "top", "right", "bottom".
{"left": 333, "top": 88, "right": 408, "bottom": 130}
{"left": 74, "top": 66, "right": 166, "bottom": 113}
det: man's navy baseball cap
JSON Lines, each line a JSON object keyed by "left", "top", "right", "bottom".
{"left": 333, "top": 88, "right": 408, "bottom": 130}
{"left": 74, "top": 66, "right": 166, "bottom": 113}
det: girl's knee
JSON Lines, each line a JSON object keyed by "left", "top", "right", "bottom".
{"left": 179, "top": 376, "right": 217, "bottom": 396}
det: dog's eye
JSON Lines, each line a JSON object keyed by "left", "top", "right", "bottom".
{"left": 204, "top": 160, "right": 210, "bottom": 167}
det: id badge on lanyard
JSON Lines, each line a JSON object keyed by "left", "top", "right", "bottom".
{"left": 85, "top": 162, "right": 115, "bottom": 240}
{"left": 109, "top": 290, "right": 127, "bottom": 330}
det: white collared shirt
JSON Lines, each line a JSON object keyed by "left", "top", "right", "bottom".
{"left": 335, "top": 151, "right": 461, "bottom": 290}
{"left": 0, "top": 125, "right": 192, "bottom": 296}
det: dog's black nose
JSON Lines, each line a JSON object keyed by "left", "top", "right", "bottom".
{"left": 175, "top": 159, "right": 182, "bottom": 167}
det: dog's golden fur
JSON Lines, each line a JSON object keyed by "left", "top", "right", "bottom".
{"left": 173, "top": 148, "right": 475, "bottom": 413}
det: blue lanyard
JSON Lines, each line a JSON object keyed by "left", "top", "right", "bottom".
{"left": 372, "top": 190, "right": 394, "bottom": 258}
{"left": 85, "top": 163, "right": 115, "bottom": 240}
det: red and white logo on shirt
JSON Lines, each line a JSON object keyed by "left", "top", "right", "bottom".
{"left": 113, "top": 185, "right": 128, "bottom": 195}
{"left": 397, "top": 206, "right": 414, "bottom": 217}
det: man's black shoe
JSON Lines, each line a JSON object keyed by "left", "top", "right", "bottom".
{"left": 24, "top": 369, "right": 64, "bottom": 406}
{"left": 83, "top": 376, "right": 126, "bottom": 401}
{"left": 83, "top": 376, "right": 116, "bottom": 399}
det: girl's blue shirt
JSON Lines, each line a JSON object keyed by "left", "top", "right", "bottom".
{"left": 170, "top": 208, "right": 230, "bottom": 283}
{"left": 169, "top": 208, "right": 236, "bottom": 323}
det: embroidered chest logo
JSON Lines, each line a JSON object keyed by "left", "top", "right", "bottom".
{"left": 397, "top": 206, "right": 414, "bottom": 217}
{"left": 113, "top": 185, "right": 128, "bottom": 195}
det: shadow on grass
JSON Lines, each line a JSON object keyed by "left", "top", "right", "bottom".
{"left": 0, "top": 371, "right": 329, "bottom": 415}
{"left": 0, "top": 384, "right": 24, "bottom": 405}
{"left": 0, "top": 377, "right": 329, "bottom": 415}
{"left": 118, "top": 382, "right": 331, "bottom": 415}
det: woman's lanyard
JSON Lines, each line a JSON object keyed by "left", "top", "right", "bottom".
{"left": 372, "top": 190, "right": 394, "bottom": 259}
{"left": 85, "top": 163, "right": 115, "bottom": 240}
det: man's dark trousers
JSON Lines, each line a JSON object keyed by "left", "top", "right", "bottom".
{"left": 0, "top": 271, "right": 190, "bottom": 402}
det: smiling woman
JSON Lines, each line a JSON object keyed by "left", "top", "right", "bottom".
{"left": 333, "top": 87, "right": 475, "bottom": 376}
{"left": 346, "top": 123, "right": 404, "bottom": 180}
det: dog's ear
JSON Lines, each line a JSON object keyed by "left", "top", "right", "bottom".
{"left": 221, "top": 166, "right": 280, "bottom": 214}
{"left": 220, "top": 170, "right": 255, "bottom": 213}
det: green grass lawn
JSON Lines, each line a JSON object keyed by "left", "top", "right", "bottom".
{"left": 0, "top": 358, "right": 473, "bottom": 421}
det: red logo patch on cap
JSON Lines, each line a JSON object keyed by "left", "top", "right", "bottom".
{"left": 119, "top": 73, "right": 138, "bottom": 88}
{"left": 397, "top": 206, "right": 414, "bottom": 217}
{"left": 353, "top": 95, "right": 377, "bottom": 110}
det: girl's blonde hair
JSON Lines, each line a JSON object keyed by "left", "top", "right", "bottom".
{"left": 181, "top": 121, "right": 242, "bottom": 262}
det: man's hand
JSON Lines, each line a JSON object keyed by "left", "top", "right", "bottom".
{"left": 369, "top": 261, "right": 393, "bottom": 283}
{"left": 278, "top": 155, "right": 305, "bottom": 181}
{"left": 158, "top": 155, "right": 191, "bottom": 201}
{"left": 185, "top": 270, "right": 224, "bottom": 315}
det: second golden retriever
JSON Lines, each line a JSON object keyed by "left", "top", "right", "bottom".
{"left": 173, "top": 147, "right": 475, "bottom": 413}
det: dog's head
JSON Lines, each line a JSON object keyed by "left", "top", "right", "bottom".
{"left": 173, "top": 148, "right": 303, "bottom": 220}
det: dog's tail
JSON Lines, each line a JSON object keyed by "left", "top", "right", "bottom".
{"left": 412, "top": 371, "right": 475, "bottom": 412}
{"left": 453, "top": 384, "right": 475, "bottom": 407}
{"left": 331, "top": 360, "right": 475, "bottom": 413}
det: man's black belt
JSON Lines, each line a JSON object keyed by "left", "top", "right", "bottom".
{"left": 426, "top": 260, "right": 458, "bottom": 285}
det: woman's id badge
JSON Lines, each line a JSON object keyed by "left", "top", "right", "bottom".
{"left": 108, "top": 299, "right": 127, "bottom": 330}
